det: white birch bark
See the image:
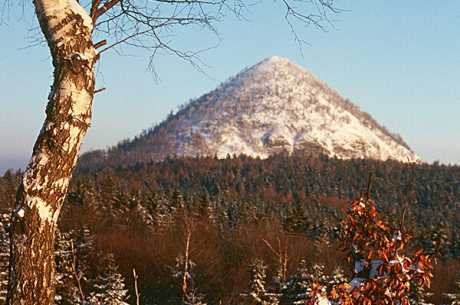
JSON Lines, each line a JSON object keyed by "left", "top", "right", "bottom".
{"left": 7, "top": 1, "right": 96, "bottom": 304}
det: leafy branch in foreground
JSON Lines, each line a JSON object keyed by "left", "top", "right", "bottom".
{"left": 326, "top": 197, "right": 434, "bottom": 305}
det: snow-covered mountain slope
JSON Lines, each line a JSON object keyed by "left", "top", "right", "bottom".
{"left": 120, "top": 56, "right": 421, "bottom": 163}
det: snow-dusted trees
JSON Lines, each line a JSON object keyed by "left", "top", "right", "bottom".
{"left": 55, "top": 228, "right": 129, "bottom": 305}
{"left": 408, "top": 284, "right": 433, "bottom": 305}
{"left": 328, "top": 267, "right": 347, "bottom": 288}
{"left": 2, "top": 0, "right": 339, "bottom": 302}
{"left": 89, "top": 253, "right": 129, "bottom": 305}
{"left": 54, "top": 231, "right": 85, "bottom": 305}
{"left": 243, "top": 259, "right": 271, "bottom": 305}
{"left": 7, "top": 0, "right": 97, "bottom": 301}
{"left": 444, "top": 271, "right": 460, "bottom": 305}
{"left": 241, "top": 259, "right": 280, "bottom": 305}
{"left": 280, "top": 260, "right": 335, "bottom": 305}
{"left": 280, "top": 260, "right": 311, "bottom": 305}
{"left": 261, "top": 235, "right": 289, "bottom": 298}
{"left": 55, "top": 227, "right": 99, "bottom": 305}
{"left": 0, "top": 213, "right": 10, "bottom": 304}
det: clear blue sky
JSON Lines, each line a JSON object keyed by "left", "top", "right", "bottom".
{"left": 1, "top": 0, "right": 459, "bottom": 173}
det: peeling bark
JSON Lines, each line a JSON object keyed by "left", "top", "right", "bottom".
{"left": 7, "top": 1, "right": 96, "bottom": 304}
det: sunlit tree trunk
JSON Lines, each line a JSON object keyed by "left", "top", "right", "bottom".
{"left": 7, "top": 1, "right": 96, "bottom": 304}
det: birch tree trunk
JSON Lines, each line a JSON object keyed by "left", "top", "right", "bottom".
{"left": 7, "top": 1, "right": 96, "bottom": 304}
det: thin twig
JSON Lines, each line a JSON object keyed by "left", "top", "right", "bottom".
{"left": 133, "top": 268, "right": 141, "bottom": 305}
{"left": 94, "top": 87, "right": 107, "bottom": 94}
{"left": 94, "top": 39, "right": 108, "bottom": 49}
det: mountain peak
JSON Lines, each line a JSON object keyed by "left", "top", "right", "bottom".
{"left": 239, "top": 56, "right": 318, "bottom": 88}
{"left": 263, "top": 55, "right": 290, "bottom": 64}
{"left": 110, "top": 57, "right": 421, "bottom": 164}
{"left": 253, "top": 55, "right": 299, "bottom": 70}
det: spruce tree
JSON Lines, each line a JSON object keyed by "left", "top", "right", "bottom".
{"left": 54, "top": 230, "right": 85, "bottom": 305}
{"left": 409, "top": 284, "right": 433, "bottom": 305}
{"left": 444, "top": 271, "right": 460, "bottom": 305}
{"left": 245, "top": 259, "right": 269, "bottom": 305}
{"left": 0, "top": 213, "right": 10, "bottom": 304}
{"left": 280, "top": 261, "right": 331, "bottom": 305}
{"left": 309, "top": 264, "right": 328, "bottom": 287}
{"left": 183, "top": 289, "right": 207, "bottom": 305}
{"left": 153, "top": 193, "right": 176, "bottom": 231}
{"left": 280, "top": 260, "right": 310, "bottom": 305}
{"left": 89, "top": 253, "right": 129, "bottom": 305}
{"left": 75, "top": 227, "right": 95, "bottom": 276}
{"left": 328, "top": 266, "right": 347, "bottom": 288}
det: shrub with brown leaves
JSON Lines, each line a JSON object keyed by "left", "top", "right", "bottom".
{"left": 327, "top": 197, "right": 434, "bottom": 305}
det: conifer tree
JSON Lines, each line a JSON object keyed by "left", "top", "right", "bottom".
{"left": 135, "top": 203, "right": 155, "bottom": 229}
{"left": 328, "top": 266, "right": 347, "bottom": 288}
{"left": 409, "top": 284, "right": 433, "bottom": 305}
{"left": 222, "top": 205, "right": 239, "bottom": 236}
{"left": 153, "top": 193, "right": 176, "bottom": 231}
{"left": 281, "top": 260, "right": 330, "bottom": 305}
{"left": 244, "top": 259, "right": 278, "bottom": 305}
{"left": 81, "top": 183, "right": 105, "bottom": 225}
{"left": 246, "top": 259, "right": 269, "bottom": 305}
{"left": 183, "top": 287, "right": 206, "bottom": 305}
{"left": 0, "top": 213, "right": 10, "bottom": 304}
{"left": 444, "top": 271, "right": 460, "bottom": 305}
{"left": 89, "top": 253, "right": 129, "bottom": 305}
{"left": 75, "top": 227, "right": 95, "bottom": 275}
{"left": 262, "top": 236, "right": 288, "bottom": 299}
{"left": 280, "top": 260, "right": 310, "bottom": 305}
{"left": 72, "top": 226, "right": 96, "bottom": 302}
{"left": 271, "top": 259, "right": 286, "bottom": 305}
{"left": 54, "top": 230, "right": 85, "bottom": 305}
{"left": 309, "top": 264, "right": 328, "bottom": 288}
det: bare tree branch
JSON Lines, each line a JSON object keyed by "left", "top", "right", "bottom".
{"left": 87, "top": 0, "right": 341, "bottom": 71}
{"left": 2, "top": 0, "right": 342, "bottom": 71}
